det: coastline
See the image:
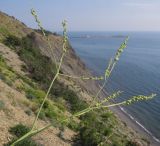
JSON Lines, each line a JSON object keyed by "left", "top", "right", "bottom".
{"left": 70, "top": 32, "right": 160, "bottom": 145}
{"left": 87, "top": 68, "right": 160, "bottom": 145}
{"left": 109, "top": 103, "right": 160, "bottom": 146}
{"left": 101, "top": 87, "right": 160, "bottom": 146}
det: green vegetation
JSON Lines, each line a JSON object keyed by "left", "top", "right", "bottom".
{"left": 34, "top": 29, "right": 59, "bottom": 36}
{"left": 2, "top": 32, "right": 83, "bottom": 114}
{"left": 9, "top": 124, "right": 30, "bottom": 137}
{"left": 77, "top": 111, "right": 113, "bottom": 146}
{"left": 3, "top": 35, "right": 21, "bottom": 48}
{"left": 0, "top": 27, "right": 10, "bottom": 36}
{"left": 5, "top": 124, "right": 39, "bottom": 146}
{"left": 0, "top": 54, "right": 17, "bottom": 86}
{"left": 73, "top": 110, "right": 132, "bottom": 146}
{"left": 0, "top": 100, "right": 5, "bottom": 110}
{"left": 58, "top": 88, "right": 88, "bottom": 113}
{"left": 0, "top": 45, "right": 70, "bottom": 127}
{"left": 2, "top": 32, "right": 84, "bottom": 120}
{"left": 3, "top": 32, "right": 56, "bottom": 85}
{"left": 0, "top": 27, "right": 10, "bottom": 41}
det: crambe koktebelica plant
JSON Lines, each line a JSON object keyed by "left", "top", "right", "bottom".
{"left": 11, "top": 9, "right": 156, "bottom": 146}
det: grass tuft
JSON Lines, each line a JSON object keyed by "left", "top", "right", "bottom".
{"left": 5, "top": 124, "right": 39, "bottom": 146}
{"left": 0, "top": 100, "right": 5, "bottom": 110}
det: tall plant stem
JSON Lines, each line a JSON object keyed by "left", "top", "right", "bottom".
{"left": 11, "top": 99, "right": 126, "bottom": 146}
{"left": 31, "top": 51, "right": 66, "bottom": 130}
{"left": 11, "top": 18, "right": 68, "bottom": 145}
{"left": 88, "top": 63, "right": 113, "bottom": 108}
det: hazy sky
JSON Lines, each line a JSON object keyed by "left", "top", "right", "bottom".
{"left": 0, "top": 0, "right": 160, "bottom": 31}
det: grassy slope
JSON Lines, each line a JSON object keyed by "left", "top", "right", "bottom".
{"left": 0, "top": 43, "right": 75, "bottom": 146}
{"left": 0, "top": 11, "right": 149, "bottom": 146}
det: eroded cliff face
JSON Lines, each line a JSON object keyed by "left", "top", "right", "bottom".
{"left": 30, "top": 31, "right": 104, "bottom": 100}
{"left": 0, "top": 10, "right": 103, "bottom": 101}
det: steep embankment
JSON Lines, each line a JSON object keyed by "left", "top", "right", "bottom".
{"left": 0, "top": 42, "right": 76, "bottom": 146}
{"left": 0, "top": 11, "right": 101, "bottom": 100}
{"left": 0, "top": 11, "right": 151, "bottom": 146}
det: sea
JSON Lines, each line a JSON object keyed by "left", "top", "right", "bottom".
{"left": 68, "top": 31, "right": 160, "bottom": 143}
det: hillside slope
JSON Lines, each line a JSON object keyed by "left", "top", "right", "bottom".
{"left": 0, "top": 11, "right": 150, "bottom": 146}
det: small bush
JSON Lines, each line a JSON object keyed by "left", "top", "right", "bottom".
{"left": 126, "top": 141, "right": 141, "bottom": 146}
{"left": 9, "top": 124, "right": 30, "bottom": 137}
{"left": 3, "top": 35, "right": 21, "bottom": 47}
{"left": 53, "top": 98, "right": 66, "bottom": 112}
{"left": 73, "top": 111, "right": 115, "bottom": 146}
{"left": 0, "top": 27, "right": 10, "bottom": 41}
{"left": 67, "top": 119, "right": 79, "bottom": 132}
{"left": 34, "top": 29, "right": 59, "bottom": 36}
{"left": 43, "top": 103, "right": 59, "bottom": 119}
{"left": 25, "top": 88, "right": 46, "bottom": 100}
{"left": 0, "top": 100, "right": 5, "bottom": 110}
{"left": 6, "top": 124, "right": 39, "bottom": 146}
{"left": 19, "top": 75, "right": 37, "bottom": 89}
{"left": 0, "top": 55, "right": 17, "bottom": 86}
{"left": 38, "top": 110, "right": 46, "bottom": 120}
{"left": 0, "top": 71, "right": 13, "bottom": 86}
{"left": 62, "top": 89, "right": 88, "bottom": 113}
{"left": 100, "top": 111, "right": 113, "bottom": 120}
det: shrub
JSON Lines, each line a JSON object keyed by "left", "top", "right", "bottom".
{"left": 9, "top": 124, "right": 30, "bottom": 137}
{"left": 62, "top": 89, "right": 88, "bottom": 113}
{"left": 101, "top": 111, "right": 112, "bottom": 118}
{"left": 74, "top": 111, "right": 115, "bottom": 146}
{"left": 0, "top": 68, "right": 14, "bottom": 86}
{"left": 25, "top": 88, "right": 46, "bottom": 100}
{"left": 38, "top": 110, "right": 46, "bottom": 120}
{"left": 3, "top": 35, "right": 21, "bottom": 47}
{"left": 53, "top": 98, "right": 66, "bottom": 112}
{"left": 19, "top": 75, "right": 37, "bottom": 89}
{"left": 0, "top": 100, "right": 5, "bottom": 110}
{"left": 126, "top": 141, "right": 141, "bottom": 146}
{"left": 6, "top": 124, "right": 39, "bottom": 146}
{"left": 34, "top": 29, "right": 59, "bottom": 36}
{"left": 0, "top": 27, "right": 10, "bottom": 41}
{"left": 44, "top": 105, "right": 58, "bottom": 119}
{"left": 0, "top": 54, "right": 17, "bottom": 86}
{"left": 67, "top": 119, "right": 79, "bottom": 132}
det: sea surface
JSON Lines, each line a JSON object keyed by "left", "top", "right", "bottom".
{"left": 68, "top": 31, "right": 160, "bottom": 142}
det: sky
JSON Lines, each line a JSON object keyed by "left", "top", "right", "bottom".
{"left": 0, "top": 0, "right": 160, "bottom": 31}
